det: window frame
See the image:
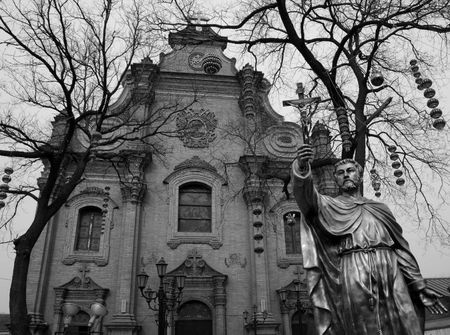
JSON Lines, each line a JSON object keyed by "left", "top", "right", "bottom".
{"left": 164, "top": 165, "right": 225, "bottom": 249}
{"left": 271, "top": 199, "right": 303, "bottom": 268}
{"left": 62, "top": 187, "right": 117, "bottom": 266}
{"left": 178, "top": 182, "right": 213, "bottom": 233}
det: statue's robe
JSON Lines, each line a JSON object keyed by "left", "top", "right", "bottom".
{"left": 292, "top": 163, "right": 425, "bottom": 335}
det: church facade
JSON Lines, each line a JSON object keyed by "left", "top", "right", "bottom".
{"left": 26, "top": 25, "right": 338, "bottom": 335}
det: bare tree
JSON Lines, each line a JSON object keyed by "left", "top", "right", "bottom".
{"left": 152, "top": 0, "right": 450, "bottom": 235}
{"left": 0, "top": 0, "right": 196, "bottom": 333}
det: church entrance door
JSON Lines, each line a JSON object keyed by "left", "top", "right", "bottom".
{"left": 175, "top": 301, "right": 212, "bottom": 335}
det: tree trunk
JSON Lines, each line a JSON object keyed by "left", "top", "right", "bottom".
{"left": 9, "top": 237, "right": 32, "bottom": 335}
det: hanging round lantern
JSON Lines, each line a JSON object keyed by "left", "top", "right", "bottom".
{"left": 253, "top": 233, "right": 263, "bottom": 241}
{"left": 253, "top": 221, "right": 263, "bottom": 228}
{"left": 430, "top": 108, "right": 442, "bottom": 119}
{"left": 392, "top": 161, "right": 401, "bottom": 169}
{"left": 415, "top": 77, "right": 423, "bottom": 84}
{"left": 423, "top": 88, "right": 436, "bottom": 99}
{"left": 427, "top": 98, "right": 439, "bottom": 108}
{"left": 0, "top": 184, "right": 9, "bottom": 192}
{"left": 2, "top": 175, "right": 11, "bottom": 183}
{"left": 413, "top": 72, "right": 422, "bottom": 78}
{"left": 410, "top": 59, "right": 418, "bottom": 66}
{"left": 375, "top": 191, "right": 381, "bottom": 197}
{"left": 370, "top": 168, "right": 377, "bottom": 175}
{"left": 432, "top": 118, "right": 446, "bottom": 130}
{"left": 0, "top": 192, "right": 6, "bottom": 200}
{"left": 370, "top": 67, "right": 384, "bottom": 86}
{"left": 417, "top": 78, "right": 432, "bottom": 90}
{"left": 390, "top": 153, "right": 399, "bottom": 161}
{"left": 396, "top": 178, "right": 405, "bottom": 186}
{"left": 372, "top": 180, "right": 381, "bottom": 191}
{"left": 0, "top": 201, "right": 4, "bottom": 209}
{"left": 4, "top": 167, "right": 13, "bottom": 175}
{"left": 410, "top": 65, "right": 419, "bottom": 73}
{"left": 343, "top": 140, "right": 352, "bottom": 152}
{"left": 387, "top": 145, "right": 397, "bottom": 152}
{"left": 254, "top": 246, "right": 264, "bottom": 254}
{"left": 394, "top": 170, "right": 403, "bottom": 178}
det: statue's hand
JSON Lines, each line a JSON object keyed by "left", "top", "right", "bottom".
{"left": 296, "top": 144, "right": 313, "bottom": 169}
{"left": 419, "top": 287, "right": 448, "bottom": 314}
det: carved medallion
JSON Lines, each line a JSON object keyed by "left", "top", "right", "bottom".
{"left": 176, "top": 108, "right": 217, "bottom": 148}
{"left": 188, "top": 52, "right": 205, "bottom": 71}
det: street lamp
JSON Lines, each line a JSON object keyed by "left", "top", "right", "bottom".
{"left": 137, "top": 257, "right": 185, "bottom": 335}
{"left": 278, "top": 279, "right": 305, "bottom": 335}
{"left": 243, "top": 304, "right": 268, "bottom": 335}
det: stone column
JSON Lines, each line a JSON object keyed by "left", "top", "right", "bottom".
{"left": 279, "top": 302, "right": 292, "bottom": 335}
{"left": 106, "top": 152, "right": 150, "bottom": 334}
{"left": 213, "top": 276, "right": 227, "bottom": 335}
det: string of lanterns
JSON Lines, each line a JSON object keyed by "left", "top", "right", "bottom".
{"left": 409, "top": 59, "right": 446, "bottom": 130}
{"left": 101, "top": 186, "right": 110, "bottom": 234}
{"left": 0, "top": 167, "right": 13, "bottom": 209}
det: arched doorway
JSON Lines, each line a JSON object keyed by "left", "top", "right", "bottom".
{"left": 66, "top": 311, "right": 90, "bottom": 335}
{"left": 175, "top": 301, "right": 213, "bottom": 335}
{"left": 292, "top": 310, "right": 315, "bottom": 335}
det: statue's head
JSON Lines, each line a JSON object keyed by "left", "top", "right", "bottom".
{"left": 333, "top": 159, "right": 363, "bottom": 192}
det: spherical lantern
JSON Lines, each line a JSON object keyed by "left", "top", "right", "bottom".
{"left": 370, "top": 68, "right": 384, "bottom": 86}
{"left": 0, "top": 184, "right": 9, "bottom": 192}
{"left": 417, "top": 78, "right": 432, "bottom": 90}
{"left": 413, "top": 72, "right": 422, "bottom": 78}
{"left": 392, "top": 161, "right": 401, "bottom": 169}
{"left": 432, "top": 118, "right": 446, "bottom": 130}
{"left": 410, "top": 65, "right": 419, "bottom": 73}
{"left": 202, "top": 55, "right": 222, "bottom": 74}
{"left": 424, "top": 88, "right": 436, "bottom": 99}
{"left": 427, "top": 98, "right": 439, "bottom": 108}
{"left": 2, "top": 175, "right": 11, "bottom": 183}
{"left": 430, "top": 108, "right": 442, "bottom": 119}
{"left": 0, "top": 201, "right": 5, "bottom": 209}
{"left": 253, "top": 221, "right": 263, "bottom": 228}
{"left": 370, "top": 168, "right": 377, "bottom": 175}
{"left": 396, "top": 178, "right": 405, "bottom": 186}
{"left": 0, "top": 192, "right": 6, "bottom": 200}
{"left": 254, "top": 246, "right": 264, "bottom": 254}
{"left": 375, "top": 191, "right": 381, "bottom": 197}
{"left": 415, "top": 77, "right": 423, "bottom": 84}
{"left": 254, "top": 233, "right": 263, "bottom": 241}
{"left": 4, "top": 167, "right": 13, "bottom": 175}
{"left": 387, "top": 145, "right": 397, "bottom": 153}
{"left": 410, "top": 59, "right": 418, "bottom": 66}
{"left": 372, "top": 180, "right": 381, "bottom": 191}
{"left": 390, "top": 153, "right": 399, "bottom": 161}
{"left": 394, "top": 170, "right": 403, "bottom": 177}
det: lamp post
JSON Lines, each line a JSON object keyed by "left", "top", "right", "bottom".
{"left": 137, "top": 257, "right": 185, "bottom": 335}
{"left": 243, "top": 304, "right": 268, "bottom": 335}
{"left": 278, "top": 279, "right": 305, "bottom": 335}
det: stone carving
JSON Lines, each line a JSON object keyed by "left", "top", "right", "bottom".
{"left": 188, "top": 52, "right": 205, "bottom": 71}
{"left": 176, "top": 108, "right": 217, "bottom": 148}
{"left": 224, "top": 253, "right": 247, "bottom": 268}
{"left": 184, "top": 249, "right": 206, "bottom": 276}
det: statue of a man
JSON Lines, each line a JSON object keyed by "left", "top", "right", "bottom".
{"left": 292, "top": 144, "right": 447, "bottom": 335}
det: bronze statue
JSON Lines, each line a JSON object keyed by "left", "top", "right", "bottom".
{"left": 292, "top": 144, "right": 447, "bottom": 335}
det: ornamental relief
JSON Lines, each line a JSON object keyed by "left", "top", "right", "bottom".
{"left": 176, "top": 108, "right": 217, "bottom": 148}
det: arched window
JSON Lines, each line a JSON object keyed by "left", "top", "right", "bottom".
{"left": 176, "top": 301, "right": 212, "bottom": 335}
{"left": 75, "top": 206, "right": 103, "bottom": 251}
{"left": 284, "top": 211, "right": 301, "bottom": 254}
{"left": 178, "top": 182, "right": 212, "bottom": 233}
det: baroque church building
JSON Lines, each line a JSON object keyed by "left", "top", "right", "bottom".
{"left": 26, "top": 25, "right": 338, "bottom": 335}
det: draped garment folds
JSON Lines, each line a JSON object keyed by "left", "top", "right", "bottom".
{"left": 292, "top": 162, "right": 425, "bottom": 335}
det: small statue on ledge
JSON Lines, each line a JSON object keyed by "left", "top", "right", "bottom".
{"left": 292, "top": 144, "right": 447, "bottom": 335}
